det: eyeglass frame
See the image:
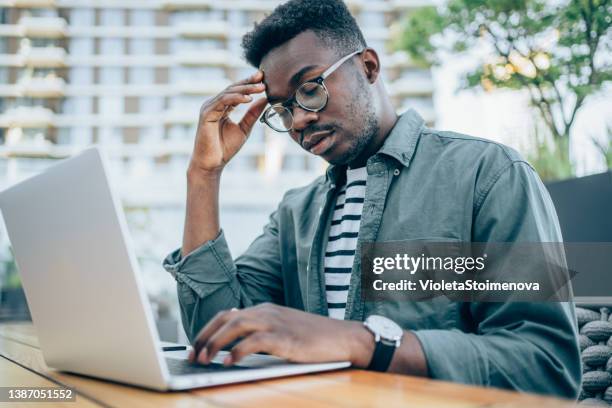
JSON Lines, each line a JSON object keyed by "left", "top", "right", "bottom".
{"left": 259, "top": 48, "right": 364, "bottom": 133}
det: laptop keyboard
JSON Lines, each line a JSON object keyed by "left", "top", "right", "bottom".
{"left": 166, "top": 358, "right": 256, "bottom": 376}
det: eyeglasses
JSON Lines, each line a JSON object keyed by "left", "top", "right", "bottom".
{"left": 259, "top": 49, "right": 363, "bottom": 133}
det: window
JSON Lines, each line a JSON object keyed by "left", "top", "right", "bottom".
{"left": 130, "top": 39, "right": 153, "bottom": 55}
{"left": 99, "top": 96, "right": 123, "bottom": 116}
{"left": 227, "top": 10, "right": 246, "bottom": 26}
{"left": 70, "top": 38, "right": 93, "bottom": 55}
{"left": 140, "top": 97, "right": 163, "bottom": 114}
{"left": 30, "top": 9, "right": 57, "bottom": 18}
{"left": 31, "top": 68, "right": 53, "bottom": 78}
{"left": 31, "top": 38, "right": 58, "bottom": 47}
{"left": 169, "top": 95, "right": 200, "bottom": 113}
{"left": 98, "top": 126, "right": 122, "bottom": 145}
{"left": 16, "top": 97, "right": 45, "bottom": 108}
{"left": 130, "top": 10, "right": 154, "bottom": 26}
{"left": 100, "top": 38, "right": 124, "bottom": 55}
{"left": 69, "top": 126, "right": 93, "bottom": 145}
{"left": 169, "top": 10, "right": 222, "bottom": 25}
{"left": 62, "top": 97, "right": 92, "bottom": 115}
{"left": 70, "top": 67, "right": 93, "bottom": 85}
{"left": 70, "top": 8, "right": 94, "bottom": 26}
{"left": 100, "top": 9, "right": 124, "bottom": 26}
{"left": 128, "top": 67, "right": 154, "bottom": 85}
{"left": 100, "top": 67, "right": 123, "bottom": 85}
{"left": 168, "top": 124, "right": 191, "bottom": 141}
{"left": 171, "top": 38, "right": 222, "bottom": 53}
{"left": 57, "top": 126, "right": 93, "bottom": 146}
{"left": 170, "top": 67, "right": 225, "bottom": 84}
{"left": 140, "top": 126, "right": 163, "bottom": 144}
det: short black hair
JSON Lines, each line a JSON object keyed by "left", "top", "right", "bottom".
{"left": 241, "top": 0, "right": 367, "bottom": 68}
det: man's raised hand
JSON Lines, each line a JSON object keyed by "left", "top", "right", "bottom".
{"left": 189, "top": 71, "right": 267, "bottom": 177}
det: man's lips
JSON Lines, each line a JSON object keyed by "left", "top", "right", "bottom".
{"left": 302, "top": 130, "right": 334, "bottom": 152}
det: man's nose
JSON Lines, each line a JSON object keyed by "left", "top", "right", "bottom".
{"left": 291, "top": 106, "right": 319, "bottom": 133}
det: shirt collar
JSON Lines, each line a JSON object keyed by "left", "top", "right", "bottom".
{"left": 377, "top": 108, "right": 424, "bottom": 167}
{"left": 323, "top": 109, "right": 425, "bottom": 184}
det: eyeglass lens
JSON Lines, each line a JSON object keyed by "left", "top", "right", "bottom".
{"left": 296, "top": 82, "right": 327, "bottom": 110}
{"left": 264, "top": 105, "right": 293, "bottom": 132}
{"left": 265, "top": 82, "right": 328, "bottom": 132}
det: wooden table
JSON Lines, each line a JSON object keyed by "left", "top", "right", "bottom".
{"left": 0, "top": 323, "right": 577, "bottom": 407}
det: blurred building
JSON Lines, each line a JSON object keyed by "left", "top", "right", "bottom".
{"left": 0, "top": 0, "right": 435, "bottom": 333}
{"left": 0, "top": 0, "right": 435, "bottom": 257}
{"left": 0, "top": 0, "right": 434, "bottom": 197}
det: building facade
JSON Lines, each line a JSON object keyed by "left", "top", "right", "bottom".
{"left": 0, "top": 0, "right": 435, "bottom": 335}
{"left": 0, "top": 1, "right": 434, "bottom": 203}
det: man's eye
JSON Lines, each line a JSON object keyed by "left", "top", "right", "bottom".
{"left": 299, "top": 82, "right": 319, "bottom": 96}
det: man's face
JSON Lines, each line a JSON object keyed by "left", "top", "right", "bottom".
{"left": 260, "top": 30, "right": 379, "bottom": 166}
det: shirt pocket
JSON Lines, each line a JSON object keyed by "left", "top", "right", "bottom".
{"left": 367, "top": 236, "right": 463, "bottom": 330}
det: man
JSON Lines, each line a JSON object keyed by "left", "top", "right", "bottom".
{"left": 164, "top": 0, "right": 581, "bottom": 398}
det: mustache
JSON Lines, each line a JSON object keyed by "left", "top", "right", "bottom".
{"left": 299, "top": 124, "right": 337, "bottom": 146}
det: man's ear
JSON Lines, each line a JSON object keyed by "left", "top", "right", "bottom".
{"left": 361, "top": 48, "right": 381, "bottom": 84}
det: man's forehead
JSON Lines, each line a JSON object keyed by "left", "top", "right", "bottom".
{"left": 260, "top": 30, "right": 336, "bottom": 72}
{"left": 260, "top": 31, "right": 337, "bottom": 99}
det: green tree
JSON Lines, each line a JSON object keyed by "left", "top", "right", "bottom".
{"left": 395, "top": 0, "right": 611, "bottom": 179}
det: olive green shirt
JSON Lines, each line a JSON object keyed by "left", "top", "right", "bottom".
{"left": 163, "top": 109, "right": 581, "bottom": 398}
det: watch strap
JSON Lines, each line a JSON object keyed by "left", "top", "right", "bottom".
{"left": 367, "top": 340, "right": 396, "bottom": 372}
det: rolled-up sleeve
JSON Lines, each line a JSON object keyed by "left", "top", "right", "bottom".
{"left": 414, "top": 160, "right": 581, "bottom": 398}
{"left": 164, "top": 230, "right": 240, "bottom": 300}
{"left": 163, "top": 206, "right": 285, "bottom": 342}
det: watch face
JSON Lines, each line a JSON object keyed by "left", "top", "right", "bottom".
{"left": 366, "top": 315, "right": 403, "bottom": 341}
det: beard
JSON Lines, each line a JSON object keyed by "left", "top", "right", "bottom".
{"left": 327, "top": 80, "right": 380, "bottom": 166}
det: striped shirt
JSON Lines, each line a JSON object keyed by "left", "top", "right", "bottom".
{"left": 324, "top": 167, "right": 367, "bottom": 320}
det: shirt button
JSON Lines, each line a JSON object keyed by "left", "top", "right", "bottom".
{"left": 393, "top": 169, "right": 401, "bottom": 176}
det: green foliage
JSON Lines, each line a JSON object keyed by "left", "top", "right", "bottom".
{"left": 527, "top": 133, "right": 574, "bottom": 181}
{"left": 5, "top": 268, "right": 21, "bottom": 289}
{"left": 393, "top": 6, "right": 445, "bottom": 68}
{"left": 1, "top": 250, "right": 20, "bottom": 289}
{"left": 395, "top": 0, "right": 611, "bottom": 179}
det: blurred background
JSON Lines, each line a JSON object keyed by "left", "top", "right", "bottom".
{"left": 0, "top": 0, "right": 609, "bottom": 343}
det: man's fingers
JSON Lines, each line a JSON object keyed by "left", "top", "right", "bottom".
{"left": 208, "top": 83, "right": 264, "bottom": 116}
{"left": 226, "top": 83, "right": 266, "bottom": 95}
{"left": 199, "top": 315, "right": 263, "bottom": 364}
{"left": 227, "top": 332, "right": 278, "bottom": 366}
{"left": 208, "top": 93, "right": 253, "bottom": 114}
{"left": 239, "top": 97, "right": 268, "bottom": 134}
{"left": 233, "top": 70, "right": 264, "bottom": 86}
{"left": 200, "top": 94, "right": 251, "bottom": 124}
{"left": 192, "top": 309, "right": 234, "bottom": 361}
{"left": 200, "top": 72, "right": 265, "bottom": 124}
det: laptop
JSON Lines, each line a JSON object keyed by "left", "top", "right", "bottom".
{"left": 0, "top": 147, "right": 350, "bottom": 390}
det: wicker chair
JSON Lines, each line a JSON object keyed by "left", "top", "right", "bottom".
{"left": 577, "top": 306, "right": 612, "bottom": 406}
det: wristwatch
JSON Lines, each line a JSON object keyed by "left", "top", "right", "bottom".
{"left": 363, "top": 315, "right": 403, "bottom": 372}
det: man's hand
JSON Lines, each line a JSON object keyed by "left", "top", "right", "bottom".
{"left": 181, "top": 71, "right": 267, "bottom": 255}
{"left": 189, "top": 303, "right": 376, "bottom": 367}
{"left": 189, "top": 71, "right": 268, "bottom": 177}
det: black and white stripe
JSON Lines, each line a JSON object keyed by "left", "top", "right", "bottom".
{"left": 324, "top": 167, "right": 367, "bottom": 320}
